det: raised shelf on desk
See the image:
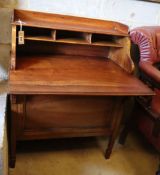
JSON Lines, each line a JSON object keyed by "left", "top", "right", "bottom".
{"left": 25, "top": 36, "right": 53, "bottom": 42}
{"left": 56, "top": 30, "right": 91, "bottom": 44}
{"left": 9, "top": 54, "right": 153, "bottom": 95}
{"left": 13, "top": 9, "right": 129, "bottom": 37}
{"left": 24, "top": 36, "right": 123, "bottom": 47}
{"left": 24, "top": 36, "right": 89, "bottom": 45}
{"left": 20, "top": 26, "right": 123, "bottom": 47}
{"left": 92, "top": 33, "right": 121, "bottom": 47}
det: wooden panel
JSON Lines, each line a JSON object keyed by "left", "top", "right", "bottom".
{"left": 91, "top": 33, "right": 122, "bottom": 47}
{"left": 11, "top": 25, "right": 16, "bottom": 70}
{"left": 109, "top": 36, "right": 134, "bottom": 73}
{"left": 21, "top": 26, "right": 52, "bottom": 38}
{"left": 24, "top": 95, "right": 114, "bottom": 130}
{"left": 24, "top": 36, "right": 123, "bottom": 47}
{"left": 23, "top": 27, "right": 123, "bottom": 47}
{"left": 20, "top": 26, "right": 123, "bottom": 47}
{"left": 20, "top": 127, "right": 111, "bottom": 140}
{"left": 56, "top": 30, "right": 88, "bottom": 42}
{"left": 17, "top": 41, "right": 109, "bottom": 58}
{"left": 12, "top": 9, "right": 129, "bottom": 36}
{"left": 10, "top": 95, "right": 25, "bottom": 138}
{"left": 9, "top": 55, "right": 153, "bottom": 95}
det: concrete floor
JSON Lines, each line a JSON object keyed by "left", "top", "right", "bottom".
{"left": 9, "top": 133, "right": 159, "bottom": 175}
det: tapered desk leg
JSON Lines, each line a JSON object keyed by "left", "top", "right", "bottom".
{"left": 9, "top": 138, "right": 16, "bottom": 168}
{"left": 9, "top": 95, "right": 17, "bottom": 168}
{"left": 105, "top": 97, "right": 124, "bottom": 159}
{"left": 9, "top": 95, "right": 25, "bottom": 168}
{"left": 119, "top": 98, "right": 135, "bottom": 145}
{"left": 119, "top": 126, "right": 130, "bottom": 145}
{"left": 105, "top": 134, "right": 115, "bottom": 159}
{"left": 9, "top": 113, "right": 16, "bottom": 168}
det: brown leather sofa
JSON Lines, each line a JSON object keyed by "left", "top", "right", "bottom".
{"left": 119, "top": 26, "right": 160, "bottom": 153}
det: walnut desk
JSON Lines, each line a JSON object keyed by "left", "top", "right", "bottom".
{"left": 9, "top": 9, "right": 153, "bottom": 168}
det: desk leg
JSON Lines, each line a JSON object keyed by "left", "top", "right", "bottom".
{"left": 9, "top": 95, "right": 17, "bottom": 168}
{"left": 9, "top": 126, "right": 16, "bottom": 168}
{"left": 105, "top": 97, "right": 124, "bottom": 159}
{"left": 9, "top": 95, "right": 25, "bottom": 168}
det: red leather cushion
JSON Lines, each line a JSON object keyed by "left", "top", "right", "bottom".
{"left": 151, "top": 89, "right": 160, "bottom": 115}
{"left": 138, "top": 113, "right": 160, "bottom": 152}
{"left": 156, "top": 32, "right": 160, "bottom": 59}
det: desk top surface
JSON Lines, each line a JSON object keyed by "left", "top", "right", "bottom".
{"left": 9, "top": 55, "right": 153, "bottom": 95}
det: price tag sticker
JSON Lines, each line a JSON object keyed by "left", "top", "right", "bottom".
{"left": 18, "top": 19, "right": 25, "bottom": 45}
{"left": 18, "top": 30, "right": 24, "bottom": 45}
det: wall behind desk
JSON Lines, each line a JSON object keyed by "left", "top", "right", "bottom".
{"left": 1, "top": 0, "right": 160, "bottom": 44}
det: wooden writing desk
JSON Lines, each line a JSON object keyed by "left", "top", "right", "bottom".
{"left": 9, "top": 9, "right": 153, "bottom": 168}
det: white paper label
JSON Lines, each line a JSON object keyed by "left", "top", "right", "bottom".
{"left": 18, "top": 31, "right": 24, "bottom": 45}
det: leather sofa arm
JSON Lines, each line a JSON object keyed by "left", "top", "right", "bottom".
{"left": 139, "top": 62, "right": 160, "bottom": 84}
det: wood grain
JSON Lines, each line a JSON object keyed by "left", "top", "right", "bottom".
{"left": 13, "top": 9, "right": 129, "bottom": 36}
{"left": 24, "top": 95, "right": 114, "bottom": 130}
{"left": 24, "top": 35, "right": 123, "bottom": 47}
{"left": 11, "top": 25, "right": 16, "bottom": 70}
{"left": 9, "top": 55, "right": 153, "bottom": 95}
{"left": 109, "top": 36, "right": 134, "bottom": 73}
{"left": 9, "top": 10, "right": 154, "bottom": 168}
{"left": 17, "top": 41, "right": 110, "bottom": 58}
